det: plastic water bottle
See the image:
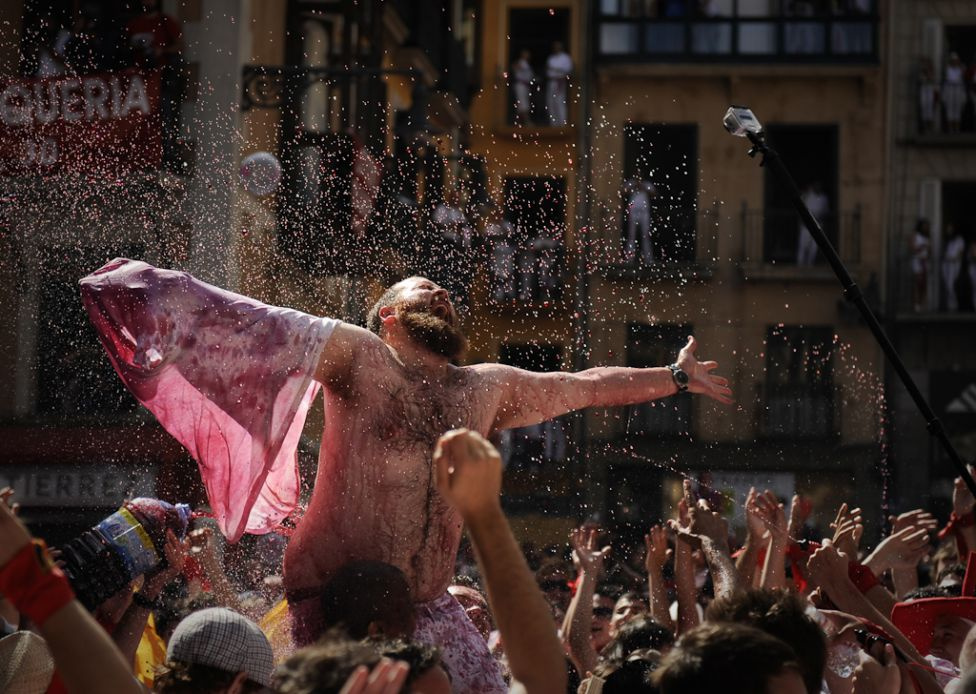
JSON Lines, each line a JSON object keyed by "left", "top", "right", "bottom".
{"left": 60, "top": 498, "right": 190, "bottom": 611}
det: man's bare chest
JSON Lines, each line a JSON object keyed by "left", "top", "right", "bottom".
{"left": 369, "top": 376, "right": 479, "bottom": 451}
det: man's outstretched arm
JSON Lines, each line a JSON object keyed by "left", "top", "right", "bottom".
{"left": 481, "top": 336, "right": 732, "bottom": 431}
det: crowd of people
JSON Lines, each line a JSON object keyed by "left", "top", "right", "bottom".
{"left": 6, "top": 438, "right": 976, "bottom": 693}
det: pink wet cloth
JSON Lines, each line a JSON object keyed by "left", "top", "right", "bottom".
{"left": 414, "top": 593, "right": 508, "bottom": 694}
{"left": 79, "top": 258, "right": 336, "bottom": 541}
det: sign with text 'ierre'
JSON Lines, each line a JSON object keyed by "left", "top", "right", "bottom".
{"left": 0, "top": 68, "right": 161, "bottom": 176}
{"left": 0, "top": 465, "right": 155, "bottom": 507}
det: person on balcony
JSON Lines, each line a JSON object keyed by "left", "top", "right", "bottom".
{"left": 944, "top": 52, "right": 966, "bottom": 134}
{"left": 545, "top": 42, "right": 572, "bottom": 126}
{"left": 797, "top": 181, "right": 829, "bottom": 266}
{"left": 911, "top": 218, "right": 932, "bottom": 312}
{"left": 623, "top": 178, "right": 657, "bottom": 265}
{"left": 918, "top": 56, "right": 940, "bottom": 134}
{"left": 512, "top": 49, "right": 535, "bottom": 126}
{"left": 943, "top": 222, "right": 966, "bottom": 311}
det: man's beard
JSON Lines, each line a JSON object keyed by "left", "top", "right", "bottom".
{"left": 395, "top": 301, "right": 468, "bottom": 362}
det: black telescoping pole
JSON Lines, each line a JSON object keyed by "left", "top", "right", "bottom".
{"left": 743, "top": 130, "right": 976, "bottom": 499}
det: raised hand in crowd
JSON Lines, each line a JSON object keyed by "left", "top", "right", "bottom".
{"left": 110, "top": 528, "right": 187, "bottom": 667}
{"left": 0, "top": 487, "right": 142, "bottom": 694}
{"left": 562, "top": 526, "right": 611, "bottom": 675}
{"left": 751, "top": 490, "right": 789, "bottom": 591}
{"left": 735, "top": 487, "right": 767, "bottom": 589}
{"left": 186, "top": 526, "right": 245, "bottom": 612}
{"left": 831, "top": 502, "right": 865, "bottom": 559}
{"left": 851, "top": 642, "right": 902, "bottom": 694}
{"left": 644, "top": 524, "right": 675, "bottom": 631}
{"left": 672, "top": 481, "right": 701, "bottom": 635}
{"left": 951, "top": 465, "right": 976, "bottom": 557}
{"left": 433, "top": 429, "right": 567, "bottom": 694}
{"left": 670, "top": 480, "right": 740, "bottom": 601}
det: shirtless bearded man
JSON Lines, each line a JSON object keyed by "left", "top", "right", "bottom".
{"left": 80, "top": 261, "right": 732, "bottom": 692}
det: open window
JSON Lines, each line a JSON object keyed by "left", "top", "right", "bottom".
{"left": 507, "top": 7, "right": 572, "bottom": 126}
{"left": 621, "top": 124, "right": 698, "bottom": 264}
{"left": 762, "top": 124, "right": 839, "bottom": 265}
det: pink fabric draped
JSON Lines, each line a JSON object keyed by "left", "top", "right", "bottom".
{"left": 79, "top": 258, "right": 336, "bottom": 542}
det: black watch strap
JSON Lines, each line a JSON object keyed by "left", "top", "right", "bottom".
{"left": 668, "top": 364, "right": 689, "bottom": 393}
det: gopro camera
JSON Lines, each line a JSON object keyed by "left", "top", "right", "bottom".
{"left": 723, "top": 106, "right": 763, "bottom": 138}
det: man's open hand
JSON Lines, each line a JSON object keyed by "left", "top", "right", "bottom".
{"left": 675, "top": 336, "right": 733, "bottom": 405}
{"left": 434, "top": 429, "right": 502, "bottom": 521}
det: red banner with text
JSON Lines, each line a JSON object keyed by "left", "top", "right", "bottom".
{"left": 0, "top": 68, "right": 162, "bottom": 177}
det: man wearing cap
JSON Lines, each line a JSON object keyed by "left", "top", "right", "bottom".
{"left": 155, "top": 607, "right": 274, "bottom": 694}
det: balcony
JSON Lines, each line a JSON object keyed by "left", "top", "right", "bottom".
{"left": 594, "top": 3, "right": 877, "bottom": 64}
{"left": 888, "top": 251, "right": 976, "bottom": 320}
{"left": 593, "top": 203, "right": 721, "bottom": 281}
{"left": 755, "top": 382, "right": 840, "bottom": 440}
{"left": 740, "top": 206, "right": 861, "bottom": 280}
{"left": 484, "top": 233, "right": 565, "bottom": 308}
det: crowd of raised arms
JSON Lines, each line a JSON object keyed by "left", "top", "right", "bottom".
{"left": 5, "top": 428, "right": 976, "bottom": 694}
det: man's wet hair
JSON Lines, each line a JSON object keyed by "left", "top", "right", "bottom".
{"left": 600, "top": 615, "right": 674, "bottom": 664}
{"left": 706, "top": 588, "right": 825, "bottom": 694}
{"left": 370, "top": 638, "right": 447, "bottom": 689}
{"left": 366, "top": 283, "right": 404, "bottom": 336}
{"left": 653, "top": 622, "right": 801, "bottom": 694}
{"left": 274, "top": 636, "right": 380, "bottom": 694}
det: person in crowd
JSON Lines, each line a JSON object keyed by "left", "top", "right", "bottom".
{"left": 945, "top": 52, "right": 967, "bottom": 134}
{"left": 81, "top": 259, "right": 731, "bottom": 693}
{"left": 545, "top": 42, "right": 572, "bottom": 126}
{"left": 154, "top": 607, "right": 275, "bottom": 693}
{"left": 797, "top": 181, "right": 830, "bottom": 266}
{"left": 919, "top": 56, "right": 940, "bottom": 133}
{"left": 653, "top": 622, "right": 807, "bottom": 694}
{"left": 623, "top": 179, "right": 657, "bottom": 265}
{"left": 318, "top": 560, "right": 417, "bottom": 641}
{"left": 511, "top": 49, "right": 535, "bottom": 125}
{"left": 943, "top": 222, "right": 966, "bottom": 311}
{"left": 912, "top": 218, "right": 932, "bottom": 311}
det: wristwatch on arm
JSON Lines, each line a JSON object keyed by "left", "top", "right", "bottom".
{"left": 667, "top": 364, "right": 689, "bottom": 393}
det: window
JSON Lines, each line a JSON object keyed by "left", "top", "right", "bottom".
{"left": 498, "top": 344, "right": 569, "bottom": 469}
{"left": 36, "top": 246, "right": 143, "bottom": 417}
{"left": 620, "top": 124, "right": 698, "bottom": 264}
{"left": 507, "top": 7, "right": 572, "bottom": 126}
{"left": 939, "top": 182, "right": 976, "bottom": 313}
{"left": 594, "top": 0, "right": 876, "bottom": 62}
{"left": 497, "top": 176, "right": 566, "bottom": 303}
{"left": 762, "top": 125, "right": 838, "bottom": 265}
{"left": 761, "top": 325, "right": 835, "bottom": 439}
{"left": 623, "top": 324, "right": 692, "bottom": 437}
